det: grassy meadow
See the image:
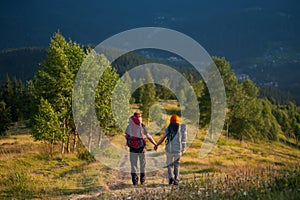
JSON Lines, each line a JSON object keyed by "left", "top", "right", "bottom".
{"left": 0, "top": 101, "right": 300, "bottom": 199}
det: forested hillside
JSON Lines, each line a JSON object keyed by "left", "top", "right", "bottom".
{"left": 1, "top": 32, "right": 300, "bottom": 145}
{"left": 0, "top": 47, "right": 46, "bottom": 82}
{"left": 0, "top": 31, "right": 300, "bottom": 199}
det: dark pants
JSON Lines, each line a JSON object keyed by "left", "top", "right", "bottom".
{"left": 129, "top": 147, "right": 146, "bottom": 185}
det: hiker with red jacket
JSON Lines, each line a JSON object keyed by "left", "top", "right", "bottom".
{"left": 155, "top": 114, "right": 187, "bottom": 185}
{"left": 125, "top": 112, "right": 157, "bottom": 186}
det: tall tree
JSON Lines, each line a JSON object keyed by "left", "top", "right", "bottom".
{"left": 229, "top": 79, "right": 260, "bottom": 140}
{"left": 149, "top": 104, "right": 165, "bottom": 127}
{"left": 95, "top": 65, "right": 120, "bottom": 134}
{"left": 121, "top": 71, "right": 135, "bottom": 104}
{"left": 32, "top": 98, "right": 61, "bottom": 157}
{"left": 210, "top": 57, "right": 280, "bottom": 141}
{"left": 11, "top": 76, "right": 24, "bottom": 121}
{"left": 2, "top": 75, "right": 13, "bottom": 121}
{"left": 156, "top": 78, "right": 175, "bottom": 100}
{"left": 0, "top": 101, "right": 11, "bottom": 136}
{"left": 22, "top": 80, "right": 35, "bottom": 121}
{"left": 258, "top": 99, "right": 280, "bottom": 141}
{"left": 33, "top": 32, "right": 86, "bottom": 154}
{"left": 73, "top": 52, "right": 125, "bottom": 152}
{"left": 139, "top": 68, "right": 156, "bottom": 122}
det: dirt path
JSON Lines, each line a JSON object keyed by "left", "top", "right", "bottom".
{"left": 69, "top": 149, "right": 169, "bottom": 199}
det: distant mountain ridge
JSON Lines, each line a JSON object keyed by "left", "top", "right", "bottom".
{"left": 1, "top": 0, "right": 299, "bottom": 61}
{"left": 0, "top": 46, "right": 299, "bottom": 104}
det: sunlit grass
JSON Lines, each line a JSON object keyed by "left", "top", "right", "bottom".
{"left": 1, "top": 111, "right": 300, "bottom": 199}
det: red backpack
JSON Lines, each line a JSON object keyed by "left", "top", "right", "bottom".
{"left": 125, "top": 120, "right": 146, "bottom": 149}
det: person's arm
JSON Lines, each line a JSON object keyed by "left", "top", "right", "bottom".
{"left": 154, "top": 132, "right": 167, "bottom": 151}
{"left": 146, "top": 134, "right": 157, "bottom": 146}
{"left": 156, "top": 132, "right": 167, "bottom": 147}
{"left": 142, "top": 125, "right": 157, "bottom": 147}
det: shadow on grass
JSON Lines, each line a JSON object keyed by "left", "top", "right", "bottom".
{"left": 108, "top": 182, "right": 169, "bottom": 190}
{"left": 0, "top": 186, "right": 104, "bottom": 199}
{"left": 279, "top": 138, "right": 300, "bottom": 150}
{"left": 58, "top": 163, "right": 88, "bottom": 177}
{"left": 181, "top": 167, "right": 220, "bottom": 175}
{"left": 57, "top": 186, "right": 104, "bottom": 196}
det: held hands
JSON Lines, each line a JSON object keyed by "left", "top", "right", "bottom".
{"left": 154, "top": 144, "right": 158, "bottom": 151}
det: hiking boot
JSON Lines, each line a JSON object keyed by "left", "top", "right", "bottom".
{"left": 173, "top": 179, "right": 179, "bottom": 185}
{"left": 140, "top": 181, "right": 146, "bottom": 186}
{"left": 132, "top": 182, "right": 138, "bottom": 186}
{"left": 140, "top": 175, "right": 145, "bottom": 185}
{"left": 169, "top": 178, "right": 174, "bottom": 185}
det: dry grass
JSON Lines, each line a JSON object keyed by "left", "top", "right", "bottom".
{"left": 0, "top": 114, "right": 300, "bottom": 199}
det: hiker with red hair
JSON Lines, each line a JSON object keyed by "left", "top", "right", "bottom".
{"left": 155, "top": 114, "right": 187, "bottom": 185}
{"left": 125, "top": 112, "right": 157, "bottom": 186}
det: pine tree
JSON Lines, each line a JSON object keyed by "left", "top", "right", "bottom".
{"left": 95, "top": 64, "right": 120, "bottom": 134}
{"left": 139, "top": 68, "right": 156, "bottom": 122}
{"left": 11, "top": 76, "right": 24, "bottom": 121}
{"left": 121, "top": 71, "right": 135, "bottom": 104}
{"left": 33, "top": 32, "right": 86, "bottom": 154}
{"left": 22, "top": 80, "right": 35, "bottom": 120}
{"left": 149, "top": 104, "right": 165, "bottom": 127}
{"left": 0, "top": 101, "right": 11, "bottom": 136}
{"left": 2, "top": 75, "right": 13, "bottom": 122}
{"left": 32, "top": 98, "right": 61, "bottom": 157}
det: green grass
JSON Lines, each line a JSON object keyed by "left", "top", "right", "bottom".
{"left": 1, "top": 123, "right": 300, "bottom": 199}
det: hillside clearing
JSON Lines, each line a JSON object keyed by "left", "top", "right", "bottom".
{"left": 0, "top": 126, "right": 299, "bottom": 199}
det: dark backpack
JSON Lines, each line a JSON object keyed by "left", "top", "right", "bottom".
{"left": 125, "top": 121, "right": 146, "bottom": 149}
{"left": 165, "top": 123, "right": 187, "bottom": 153}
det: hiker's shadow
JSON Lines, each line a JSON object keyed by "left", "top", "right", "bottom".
{"left": 109, "top": 183, "right": 168, "bottom": 190}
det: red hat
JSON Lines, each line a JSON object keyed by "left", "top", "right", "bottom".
{"left": 170, "top": 114, "right": 180, "bottom": 124}
{"left": 132, "top": 112, "right": 142, "bottom": 125}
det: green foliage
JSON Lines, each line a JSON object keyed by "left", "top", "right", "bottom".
{"left": 206, "top": 57, "right": 284, "bottom": 141}
{"left": 0, "top": 75, "right": 34, "bottom": 123}
{"left": 0, "top": 100, "right": 11, "bottom": 135}
{"left": 273, "top": 101, "right": 300, "bottom": 143}
{"left": 2, "top": 171, "right": 34, "bottom": 198}
{"left": 95, "top": 64, "right": 121, "bottom": 133}
{"left": 149, "top": 104, "right": 165, "bottom": 127}
{"left": 32, "top": 32, "right": 86, "bottom": 154}
{"left": 121, "top": 71, "right": 135, "bottom": 104}
{"left": 22, "top": 80, "right": 35, "bottom": 121}
{"left": 31, "top": 98, "right": 61, "bottom": 155}
{"left": 77, "top": 150, "right": 96, "bottom": 163}
{"left": 112, "top": 51, "right": 153, "bottom": 75}
{"left": 156, "top": 79, "right": 176, "bottom": 100}
{"left": 259, "top": 85, "right": 294, "bottom": 105}
{"left": 259, "top": 99, "right": 280, "bottom": 140}
{"left": 34, "top": 32, "right": 85, "bottom": 112}
{"left": 139, "top": 68, "right": 156, "bottom": 121}
{"left": 199, "top": 84, "right": 211, "bottom": 127}
{"left": 111, "top": 75, "right": 131, "bottom": 132}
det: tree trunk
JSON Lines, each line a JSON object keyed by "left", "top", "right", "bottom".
{"left": 66, "top": 132, "right": 71, "bottom": 153}
{"left": 98, "top": 130, "right": 102, "bottom": 149}
{"left": 88, "top": 122, "right": 93, "bottom": 152}
{"left": 226, "top": 123, "right": 229, "bottom": 141}
{"left": 63, "top": 118, "right": 71, "bottom": 153}
{"left": 73, "top": 128, "right": 78, "bottom": 153}
{"left": 210, "top": 124, "right": 213, "bottom": 140}
{"left": 50, "top": 132, "right": 54, "bottom": 158}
